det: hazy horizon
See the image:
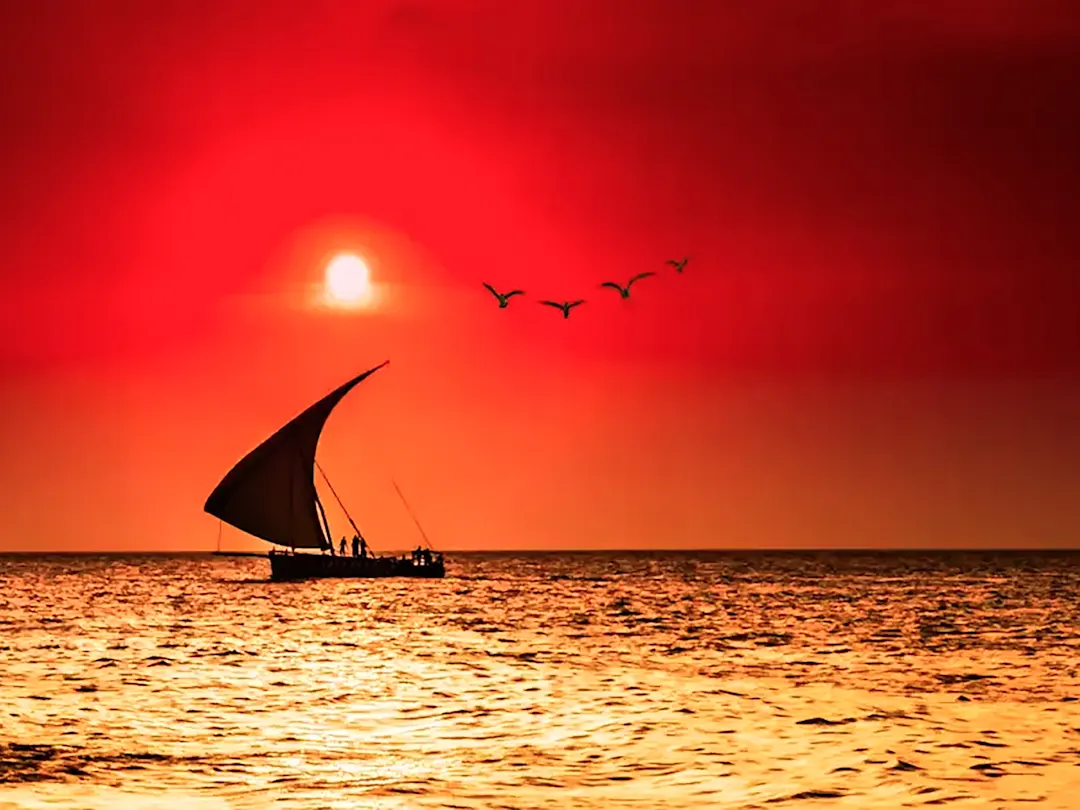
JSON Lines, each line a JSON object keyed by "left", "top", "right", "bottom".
{"left": 4, "top": 547, "right": 1080, "bottom": 556}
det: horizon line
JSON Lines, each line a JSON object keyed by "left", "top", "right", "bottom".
{"left": 2, "top": 547, "right": 1079, "bottom": 555}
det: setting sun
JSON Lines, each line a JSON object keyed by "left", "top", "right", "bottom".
{"left": 323, "top": 253, "right": 371, "bottom": 307}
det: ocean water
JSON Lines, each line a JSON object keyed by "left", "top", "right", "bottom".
{"left": 1, "top": 551, "right": 1079, "bottom": 809}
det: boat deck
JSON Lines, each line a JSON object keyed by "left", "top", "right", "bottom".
{"left": 268, "top": 551, "right": 445, "bottom": 581}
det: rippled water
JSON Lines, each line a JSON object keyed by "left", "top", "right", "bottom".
{"left": 2, "top": 551, "right": 1079, "bottom": 808}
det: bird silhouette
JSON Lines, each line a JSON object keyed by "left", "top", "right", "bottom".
{"left": 600, "top": 272, "right": 656, "bottom": 299}
{"left": 539, "top": 299, "right": 585, "bottom": 319}
{"left": 482, "top": 283, "right": 525, "bottom": 308}
{"left": 666, "top": 257, "right": 690, "bottom": 273}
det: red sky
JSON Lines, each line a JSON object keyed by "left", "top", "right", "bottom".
{"left": 2, "top": 1, "right": 1080, "bottom": 551}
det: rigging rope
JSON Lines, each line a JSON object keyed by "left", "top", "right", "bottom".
{"left": 392, "top": 478, "right": 435, "bottom": 550}
{"left": 314, "top": 459, "right": 374, "bottom": 552}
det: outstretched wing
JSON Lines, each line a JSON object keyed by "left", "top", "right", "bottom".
{"left": 567, "top": 300, "right": 586, "bottom": 308}
{"left": 539, "top": 300, "right": 563, "bottom": 309}
{"left": 627, "top": 272, "right": 656, "bottom": 286}
{"left": 482, "top": 282, "right": 500, "bottom": 299}
{"left": 600, "top": 281, "right": 623, "bottom": 291}
{"left": 504, "top": 290, "right": 525, "bottom": 298}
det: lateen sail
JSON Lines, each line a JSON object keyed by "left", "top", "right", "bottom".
{"left": 204, "top": 362, "right": 388, "bottom": 549}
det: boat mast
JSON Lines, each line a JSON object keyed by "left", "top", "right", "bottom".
{"left": 314, "top": 489, "right": 333, "bottom": 550}
{"left": 288, "top": 445, "right": 297, "bottom": 554}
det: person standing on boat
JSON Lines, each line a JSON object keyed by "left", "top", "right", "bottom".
{"left": 351, "top": 534, "right": 360, "bottom": 558}
{"left": 339, "top": 537, "right": 347, "bottom": 556}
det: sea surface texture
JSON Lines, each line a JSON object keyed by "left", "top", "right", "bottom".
{"left": 1, "top": 551, "right": 1079, "bottom": 809}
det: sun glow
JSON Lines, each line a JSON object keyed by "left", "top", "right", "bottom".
{"left": 322, "top": 253, "right": 372, "bottom": 308}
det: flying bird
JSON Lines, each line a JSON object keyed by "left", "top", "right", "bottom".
{"left": 483, "top": 283, "right": 525, "bottom": 308}
{"left": 666, "top": 257, "right": 690, "bottom": 273}
{"left": 539, "top": 300, "right": 585, "bottom": 319}
{"left": 600, "top": 272, "right": 656, "bottom": 299}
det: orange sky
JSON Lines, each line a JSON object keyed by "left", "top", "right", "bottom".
{"left": 2, "top": 1, "right": 1080, "bottom": 551}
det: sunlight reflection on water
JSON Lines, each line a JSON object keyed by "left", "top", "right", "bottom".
{"left": 1, "top": 551, "right": 1079, "bottom": 808}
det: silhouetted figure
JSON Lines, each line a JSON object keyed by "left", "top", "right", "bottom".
{"left": 667, "top": 257, "right": 689, "bottom": 273}
{"left": 539, "top": 299, "right": 585, "bottom": 319}
{"left": 339, "top": 537, "right": 346, "bottom": 556}
{"left": 483, "top": 283, "right": 525, "bottom": 308}
{"left": 352, "top": 535, "right": 360, "bottom": 557}
{"left": 600, "top": 272, "right": 656, "bottom": 299}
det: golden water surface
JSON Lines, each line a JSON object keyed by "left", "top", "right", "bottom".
{"left": 1, "top": 551, "right": 1079, "bottom": 808}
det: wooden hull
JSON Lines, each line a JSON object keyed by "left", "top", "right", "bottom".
{"left": 268, "top": 551, "right": 445, "bottom": 581}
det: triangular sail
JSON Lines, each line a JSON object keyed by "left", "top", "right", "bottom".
{"left": 204, "top": 362, "right": 388, "bottom": 549}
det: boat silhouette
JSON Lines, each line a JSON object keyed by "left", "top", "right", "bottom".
{"left": 204, "top": 362, "right": 445, "bottom": 581}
